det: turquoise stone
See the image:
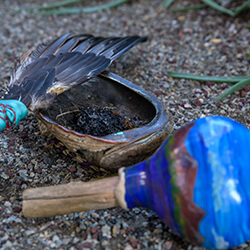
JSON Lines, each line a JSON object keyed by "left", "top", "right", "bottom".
{"left": 0, "top": 100, "right": 28, "bottom": 132}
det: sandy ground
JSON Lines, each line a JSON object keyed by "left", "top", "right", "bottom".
{"left": 0, "top": 0, "right": 249, "bottom": 249}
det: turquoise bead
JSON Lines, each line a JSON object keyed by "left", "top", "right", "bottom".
{"left": 0, "top": 100, "right": 28, "bottom": 132}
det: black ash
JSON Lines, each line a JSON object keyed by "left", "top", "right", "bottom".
{"left": 62, "top": 106, "right": 144, "bottom": 137}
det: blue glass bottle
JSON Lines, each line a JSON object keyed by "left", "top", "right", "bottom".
{"left": 122, "top": 116, "right": 250, "bottom": 249}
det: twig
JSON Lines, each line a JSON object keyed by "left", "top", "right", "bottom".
{"left": 56, "top": 109, "right": 80, "bottom": 119}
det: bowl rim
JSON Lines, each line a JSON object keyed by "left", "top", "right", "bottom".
{"left": 37, "top": 71, "right": 171, "bottom": 144}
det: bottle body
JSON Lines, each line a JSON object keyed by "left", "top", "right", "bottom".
{"left": 123, "top": 116, "right": 250, "bottom": 249}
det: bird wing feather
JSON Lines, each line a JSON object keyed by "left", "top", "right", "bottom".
{"left": 5, "top": 33, "right": 147, "bottom": 111}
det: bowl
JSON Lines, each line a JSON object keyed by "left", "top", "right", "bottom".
{"left": 36, "top": 71, "right": 173, "bottom": 171}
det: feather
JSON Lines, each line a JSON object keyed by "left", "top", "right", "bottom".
{"left": 55, "top": 53, "right": 96, "bottom": 81}
{"left": 4, "top": 33, "right": 147, "bottom": 112}
{"left": 39, "top": 33, "right": 72, "bottom": 56}
{"left": 55, "top": 34, "right": 92, "bottom": 54}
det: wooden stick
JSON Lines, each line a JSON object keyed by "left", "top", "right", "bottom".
{"left": 23, "top": 176, "right": 120, "bottom": 218}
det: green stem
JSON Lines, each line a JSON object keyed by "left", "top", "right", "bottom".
{"left": 171, "top": 4, "right": 206, "bottom": 12}
{"left": 168, "top": 72, "right": 249, "bottom": 83}
{"left": 162, "top": 0, "right": 175, "bottom": 9}
{"left": 201, "top": 0, "right": 235, "bottom": 16}
{"left": 233, "top": 0, "right": 250, "bottom": 16}
{"left": 41, "top": 0, "right": 131, "bottom": 15}
{"left": 216, "top": 77, "right": 250, "bottom": 102}
{"left": 35, "top": 0, "right": 91, "bottom": 10}
{"left": 17, "top": 0, "right": 91, "bottom": 12}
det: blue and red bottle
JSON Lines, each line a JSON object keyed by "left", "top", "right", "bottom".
{"left": 23, "top": 116, "right": 250, "bottom": 249}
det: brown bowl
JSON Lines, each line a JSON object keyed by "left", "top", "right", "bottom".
{"left": 36, "top": 71, "right": 173, "bottom": 171}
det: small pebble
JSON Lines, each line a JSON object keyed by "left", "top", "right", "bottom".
{"left": 4, "top": 201, "right": 11, "bottom": 207}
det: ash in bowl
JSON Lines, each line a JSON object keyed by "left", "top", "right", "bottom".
{"left": 58, "top": 106, "right": 145, "bottom": 137}
{"left": 39, "top": 75, "right": 157, "bottom": 138}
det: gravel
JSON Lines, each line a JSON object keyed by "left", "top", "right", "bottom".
{"left": 0, "top": 0, "right": 249, "bottom": 249}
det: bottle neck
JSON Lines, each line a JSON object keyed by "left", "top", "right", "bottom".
{"left": 123, "top": 161, "right": 150, "bottom": 209}
{"left": 123, "top": 138, "right": 172, "bottom": 211}
{"left": 122, "top": 134, "right": 200, "bottom": 241}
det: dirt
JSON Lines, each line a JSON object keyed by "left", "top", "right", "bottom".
{"left": 0, "top": 0, "right": 249, "bottom": 249}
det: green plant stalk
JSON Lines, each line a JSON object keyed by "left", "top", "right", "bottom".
{"left": 233, "top": 0, "right": 250, "bottom": 16}
{"left": 34, "top": 0, "right": 91, "bottom": 10}
{"left": 171, "top": 4, "right": 206, "bottom": 12}
{"left": 42, "top": 0, "right": 130, "bottom": 15}
{"left": 17, "top": 0, "right": 91, "bottom": 12}
{"left": 216, "top": 77, "right": 250, "bottom": 102}
{"left": 162, "top": 0, "right": 175, "bottom": 9}
{"left": 201, "top": 0, "right": 235, "bottom": 16}
{"left": 168, "top": 72, "right": 249, "bottom": 83}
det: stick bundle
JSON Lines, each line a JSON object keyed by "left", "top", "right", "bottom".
{"left": 23, "top": 176, "right": 120, "bottom": 217}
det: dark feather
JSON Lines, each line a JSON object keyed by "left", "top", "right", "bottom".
{"left": 17, "top": 57, "right": 50, "bottom": 82}
{"left": 22, "top": 68, "right": 56, "bottom": 106}
{"left": 39, "top": 33, "right": 72, "bottom": 57}
{"left": 55, "top": 54, "right": 96, "bottom": 81}
{"left": 21, "top": 72, "right": 49, "bottom": 106}
{"left": 86, "top": 38, "right": 123, "bottom": 55}
{"left": 54, "top": 52, "right": 82, "bottom": 75}
{"left": 55, "top": 34, "right": 92, "bottom": 54}
{"left": 44, "top": 54, "right": 64, "bottom": 68}
{"left": 5, "top": 33, "right": 147, "bottom": 111}
{"left": 63, "top": 56, "right": 110, "bottom": 84}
